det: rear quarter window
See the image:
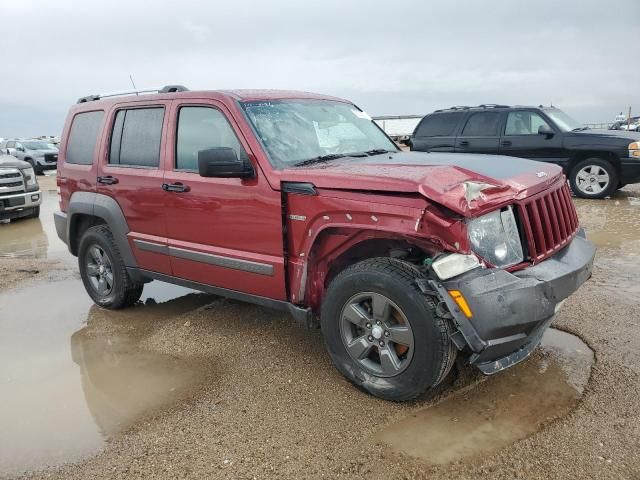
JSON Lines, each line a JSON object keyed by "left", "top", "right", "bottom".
{"left": 415, "top": 112, "right": 464, "bottom": 137}
{"left": 65, "top": 110, "right": 105, "bottom": 165}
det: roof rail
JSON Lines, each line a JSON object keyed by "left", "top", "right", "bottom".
{"left": 434, "top": 104, "right": 511, "bottom": 113}
{"left": 76, "top": 85, "right": 189, "bottom": 104}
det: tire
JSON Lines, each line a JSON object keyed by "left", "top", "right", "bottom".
{"left": 26, "top": 158, "right": 43, "bottom": 175}
{"left": 569, "top": 158, "right": 618, "bottom": 199}
{"left": 78, "top": 224, "right": 143, "bottom": 309}
{"left": 321, "top": 257, "right": 456, "bottom": 401}
{"left": 28, "top": 206, "right": 40, "bottom": 219}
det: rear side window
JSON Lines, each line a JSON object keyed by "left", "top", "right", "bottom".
{"left": 461, "top": 112, "right": 502, "bottom": 136}
{"left": 65, "top": 111, "right": 104, "bottom": 165}
{"left": 415, "top": 112, "right": 464, "bottom": 137}
{"left": 109, "top": 107, "right": 164, "bottom": 167}
{"left": 176, "top": 106, "right": 243, "bottom": 171}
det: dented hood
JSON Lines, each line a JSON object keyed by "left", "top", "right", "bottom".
{"left": 280, "top": 151, "right": 563, "bottom": 216}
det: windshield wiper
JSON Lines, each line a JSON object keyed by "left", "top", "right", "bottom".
{"left": 364, "top": 148, "right": 393, "bottom": 156}
{"left": 293, "top": 154, "right": 348, "bottom": 168}
{"left": 572, "top": 126, "right": 589, "bottom": 131}
{"left": 293, "top": 151, "right": 373, "bottom": 167}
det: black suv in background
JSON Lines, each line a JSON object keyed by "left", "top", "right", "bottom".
{"left": 410, "top": 105, "right": 640, "bottom": 199}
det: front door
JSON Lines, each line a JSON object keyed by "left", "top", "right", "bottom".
{"left": 162, "top": 101, "right": 287, "bottom": 301}
{"left": 499, "top": 110, "right": 568, "bottom": 164}
{"left": 454, "top": 111, "right": 504, "bottom": 154}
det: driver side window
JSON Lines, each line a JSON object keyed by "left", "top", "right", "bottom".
{"left": 505, "top": 111, "right": 551, "bottom": 135}
{"left": 176, "top": 106, "right": 245, "bottom": 171}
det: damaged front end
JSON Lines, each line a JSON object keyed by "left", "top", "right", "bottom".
{"left": 423, "top": 179, "right": 596, "bottom": 374}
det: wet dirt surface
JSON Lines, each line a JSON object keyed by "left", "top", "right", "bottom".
{"left": 0, "top": 277, "right": 214, "bottom": 475}
{"left": 1, "top": 175, "right": 640, "bottom": 479}
{"left": 374, "top": 329, "right": 593, "bottom": 465}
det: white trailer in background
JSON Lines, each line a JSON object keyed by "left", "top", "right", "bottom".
{"left": 373, "top": 115, "right": 423, "bottom": 144}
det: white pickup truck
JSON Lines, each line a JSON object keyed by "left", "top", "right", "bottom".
{"left": 0, "top": 155, "right": 41, "bottom": 221}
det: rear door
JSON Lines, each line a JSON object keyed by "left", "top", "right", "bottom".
{"left": 96, "top": 102, "right": 172, "bottom": 275}
{"left": 162, "top": 100, "right": 287, "bottom": 300}
{"left": 499, "top": 109, "right": 568, "bottom": 163}
{"left": 411, "top": 112, "right": 465, "bottom": 152}
{"left": 455, "top": 111, "right": 504, "bottom": 154}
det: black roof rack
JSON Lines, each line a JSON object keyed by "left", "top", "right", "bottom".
{"left": 434, "top": 104, "right": 511, "bottom": 113}
{"left": 77, "top": 85, "right": 189, "bottom": 104}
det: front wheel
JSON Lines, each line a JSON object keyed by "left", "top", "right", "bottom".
{"left": 321, "top": 258, "right": 456, "bottom": 401}
{"left": 569, "top": 158, "right": 618, "bottom": 199}
{"left": 78, "top": 225, "right": 143, "bottom": 309}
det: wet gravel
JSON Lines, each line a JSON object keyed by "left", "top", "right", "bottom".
{"left": 2, "top": 178, "right": 640, "bottom": 479}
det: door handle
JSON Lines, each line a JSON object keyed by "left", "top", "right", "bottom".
{"left": 162, "top": 182, "right": 190, "bottom": 193}
{"left": 97, "top": 175, "right": 118, "bottom": 185}
{"left": 501, "top": 140, "right": 512, "bottom": 147}
{"left": 459, "top": 140, "right": 469, "bottom": 147}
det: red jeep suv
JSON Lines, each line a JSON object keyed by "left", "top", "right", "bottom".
{"left": 54, "top": 86, "right": 595, "bottom": 401}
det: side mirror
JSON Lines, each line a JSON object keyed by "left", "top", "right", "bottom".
{"left": 197, "top": 147, "right": 254, "bottom": 178}
{"left": 538, "top": 124, "right": 554, "bottom": 138}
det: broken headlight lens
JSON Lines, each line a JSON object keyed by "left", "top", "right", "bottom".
{"left": 467, "top": 207, "right": 524, "bottom": 268}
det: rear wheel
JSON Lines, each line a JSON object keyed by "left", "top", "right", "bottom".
{"left": 78, "top": 225, "right": 143, "bottom": 309}
{"left": 569, "top": 158, "right": 617, "bottom": 199}
{"left": 321, "top": 258, "right": 456, "bottom": 401}
{"left": 26, "top": 158, "right": 43, "bottom": 175}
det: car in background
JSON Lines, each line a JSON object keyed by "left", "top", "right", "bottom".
{"left": 0, "top": 154, "right": 41, "bottom": 220}
{"left": 1, "top": 139, "right": 58, "bottom": 175}
{"left": 410, "top": 105, "right": 640, "bottom": 199}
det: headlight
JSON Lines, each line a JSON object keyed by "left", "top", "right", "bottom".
{"left": 431, "top": 253, "right": 482, "bottom": 280}
{"left": 629, "top": 142, "right": 640, "bottom": 158}
{"left": 467, "top": 206, "right": 524, "bottom": 267}
{"left": 22, "top": 168, "right": 37, "bottom": 187}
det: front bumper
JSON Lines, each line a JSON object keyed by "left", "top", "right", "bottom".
{"left": 0, "top": 190, "right": 42, "bottom": 219}
{"left": 433, "top": 230, "right": 595, "bottom": 374}
{"left": 620, "top": 158, "right": 640, "bottom": 184}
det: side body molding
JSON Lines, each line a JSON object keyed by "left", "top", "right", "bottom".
{"left": 67, "top": 192, "right": 138, "bottom": 268}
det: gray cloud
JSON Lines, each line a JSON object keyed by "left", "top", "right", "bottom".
{"left": 0, "top": 0, "right": 638, "bottom": 137}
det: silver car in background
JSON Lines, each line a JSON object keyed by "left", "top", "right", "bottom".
{"left": 1, "top": 139, "right": 58, "bottom": 175}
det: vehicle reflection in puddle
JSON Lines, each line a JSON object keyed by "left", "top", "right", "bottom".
{"left": 0, "top": 189, "right": 70, "bottom": 263}
{"left": 0, "top": 278, "right": 214, "bottom": 475}
{"left": 575, "top": 189, "right": 640, "bottom": 303}
{"left": 374, "top": 329, "right": 593, "bottom": 465}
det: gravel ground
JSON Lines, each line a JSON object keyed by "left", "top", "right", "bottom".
{"left": 0, "top": 257, "right": 70, "bottom": 289}
{"left": 3, "top": 182, "right": 640, "bottom": 480}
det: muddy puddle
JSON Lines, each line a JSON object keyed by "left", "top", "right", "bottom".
{"left": 574, "top": 190, "right": 640, "bottom": 303}
{"left": 374, "top": 328, "right": 594, "bottom": 466}
{"left": 0, "top": 176, "right": 71, "bottom": 264}
{"left": 0, "top": 278, "right": 215, "bottom": 475}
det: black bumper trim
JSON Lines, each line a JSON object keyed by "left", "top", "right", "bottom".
{"left": 436, "top": 230, "right": 595, "bottom": 371}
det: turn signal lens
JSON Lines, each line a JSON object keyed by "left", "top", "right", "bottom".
{"left": 448, "top": 290, "right": 473, "bottom": 318}
{"left": 630, "top": 142, "right": 640, "bottom": 158}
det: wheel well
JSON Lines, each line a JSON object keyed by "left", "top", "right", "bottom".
{"left": 69, "top": 214, "right": 106, "bottom": 256}
{"left": 324, "top": 239, "right": 431, "bottom": 288}
{"left": 566, "top": 151, "right": 619, "bottom": 175}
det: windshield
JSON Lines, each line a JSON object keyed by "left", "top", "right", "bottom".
{"left": 544, "top": 109, "right": 582, "bottom": 132}
{"left": 22, "top": 141, "right": 57, "bottom": 150}
{"left": 241, "top": 99, "right": 397, "bottom": 168}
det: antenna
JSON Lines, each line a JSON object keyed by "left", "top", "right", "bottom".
{"left": 129, "top": 75, "right": 138, "bottom": 95}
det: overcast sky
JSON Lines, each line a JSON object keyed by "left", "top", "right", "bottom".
{"left": 0, "top": 0, "right": 638, "bottom": 137}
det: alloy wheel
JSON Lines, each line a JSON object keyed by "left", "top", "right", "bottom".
{"left": 340, "top": 292, "right": 415, "bottom": 377}
{"left": 576, "top": 165, "right": 610, "bottom": 195}
{"left": 85, "top": 245, "right": 114, "bottom": 296}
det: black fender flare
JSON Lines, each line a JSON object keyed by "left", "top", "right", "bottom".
{"left": 67, "top": 192, "right": 138, "bottom": 268}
